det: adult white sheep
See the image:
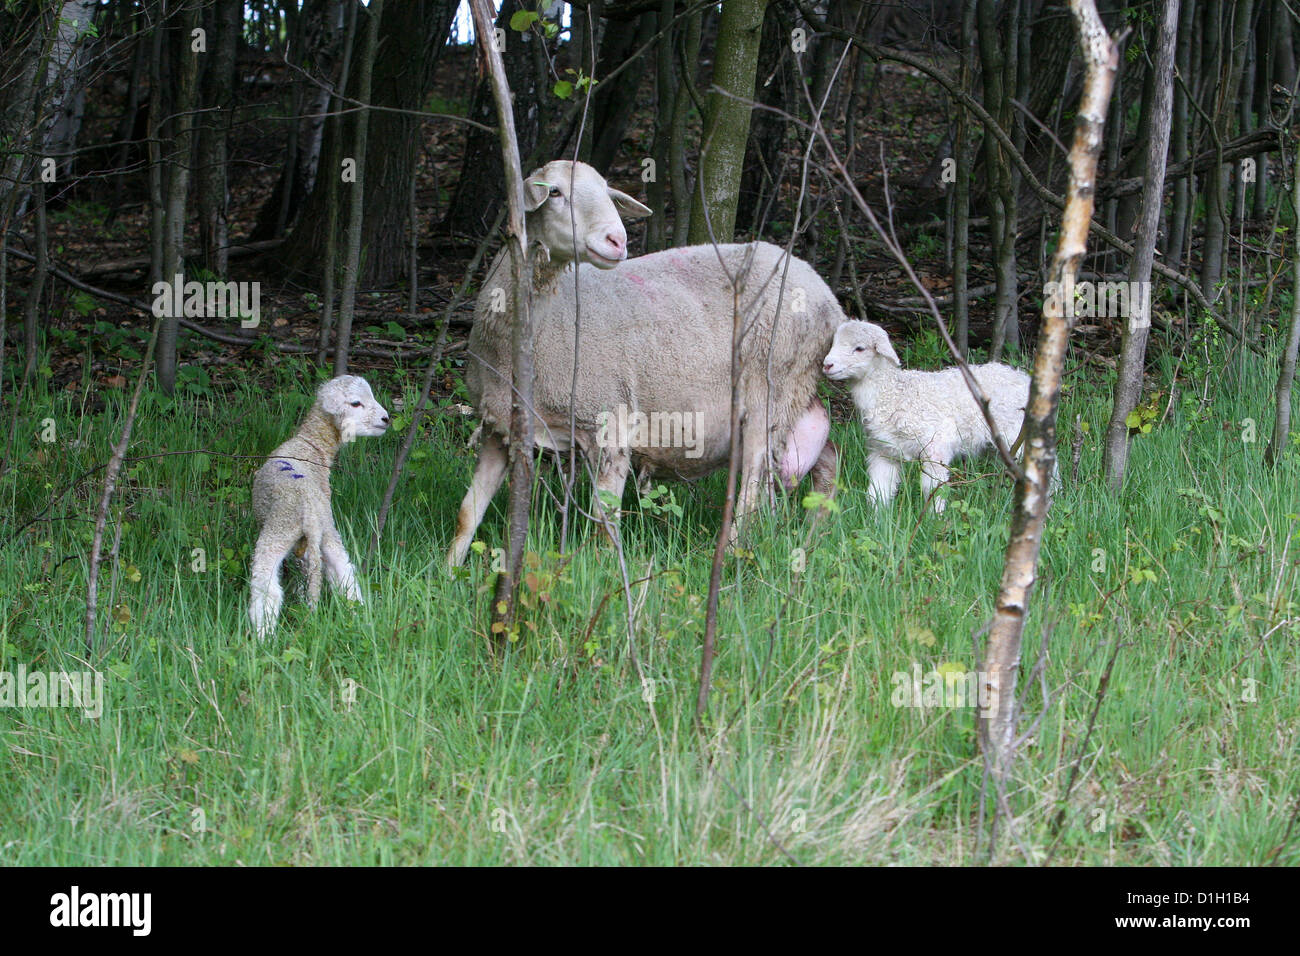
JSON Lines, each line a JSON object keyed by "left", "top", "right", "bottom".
{"left": 822, "top": 320, "right": 1039, "bottom": 513}
{"left": 447, "top": 160, "right": 842, "bottom": 566}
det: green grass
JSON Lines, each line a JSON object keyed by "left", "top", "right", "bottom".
{"left": 1, "top": 337, "right": 1297, "bottom": 865}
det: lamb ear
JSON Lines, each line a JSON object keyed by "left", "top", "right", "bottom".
{"left": 608, "top": 187, "right": 652, "bottom": 219}
{"left": 523, "top": 178, "right": 552, "bottom": 212}
{"left": 317, "top": 380, "right": 348, "bottom": 416}
{"left": 875, "top": 336, "right": 902, "bottom": 367}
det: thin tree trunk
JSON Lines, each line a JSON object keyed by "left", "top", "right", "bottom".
{"left": 688, "top": 0, "right": 768, "bottom": 245}
{"left": 979, "top": 0, "right": 1117, "bottom": 801}
{"left": 1103, "top": 0, "right": 1179, "bottom": 490}
{"left": 645, "top": 0, "right": 675, "bottom": 252}
{"left": 146, "top": 0, "right": 165, "bottom": 288}
{"left": 670, "top": 9, "right": 702, "bottom": 246}
{"left": 469, "top": 0, "right": 535, "bottom": 646}
{"left": 1165, "top": 0, "right": 1195, "bottom": 269}
{"left": 332, "top": 0, "right": 381, "bottom": 377}
{"left": 316, "top": 0, "right": 358, "bottom": 366}
{"left": 953, "top": 0, "right": 975, "bottom": 358}
{"left": 198, "top": 0, "right": 239, "bottom": 275}
{"left": 1265, "top": 146, "right": 1300, "bottom": 467}
{"left": 155, "top": 0, "right": 200, "bottom": 395}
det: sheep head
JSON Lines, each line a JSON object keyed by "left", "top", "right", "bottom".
{"left": 822, "top": 320, "right": 902, "bottom": 382}
{"left": 523, "top": 160, "right": 651, "bottom": 269}
{"left": 316, "top": 375, "right": 391, "bottom": 445}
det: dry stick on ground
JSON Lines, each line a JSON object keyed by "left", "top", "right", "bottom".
{"left": 84, "top": 314, "right": 163, "bottom": 653}
{"left": 978, "top": 1, "right": 1117, "bottom": 850}
{"left": 791, "top": 0, "right": 1253, "bottom": 351}
{"left": 470, "top": 0, "right": 535, "bottom": 649}
{"left": 367, "top": 208, "right": 505, "bottom": 562}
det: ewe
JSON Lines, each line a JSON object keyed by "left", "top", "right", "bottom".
{"left": 449, "top": 160, "right": 843, "bottom": 566}
{"left": 249, "top": 375, "right": 389, "bottom": 637}
{"left": 822, "top": 320, "right": 1033, "bottom": 513}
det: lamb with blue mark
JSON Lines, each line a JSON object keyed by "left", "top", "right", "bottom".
{"left": 248, "top": 375, "right": 389, "bottom": 637}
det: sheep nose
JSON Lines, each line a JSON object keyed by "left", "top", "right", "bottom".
{"left": 823, "top": 362, "right": 833, "bottom": 372}
{"left": 605, "top": 232, "right": 626, "bottom": 256}
{"left": 381, "top": 415, "right": 390, "bottom": 424}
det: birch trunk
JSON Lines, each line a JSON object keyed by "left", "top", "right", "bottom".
{"left": 979, "top": 0, "right": 1117, "bottom": 782}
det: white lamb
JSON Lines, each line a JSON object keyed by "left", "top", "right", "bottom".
{"left": 248, "top": 375, "right": 389, "bottom": 637}
{"left": 822, "top": 320, "right": 1034, "bottom": 513}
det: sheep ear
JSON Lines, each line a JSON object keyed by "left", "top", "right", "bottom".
{"left": 318, "top": 382, "right": 348, "bottom": 416}
{"left": 876, "top": 337, "right": 902, "bottom": 367}
{"left": 608, "top": 188, "right": 652, "bottom": 219}
{"left": 524, "top": 178, "right": 551, "bottom": 212}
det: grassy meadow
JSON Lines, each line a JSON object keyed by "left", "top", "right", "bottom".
{"left": 1, "top": 329, "right": 1297, "bottom": 865}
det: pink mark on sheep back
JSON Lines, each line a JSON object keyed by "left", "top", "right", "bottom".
{"left": 779, "top": 402, "right": 830, "bottom": 489}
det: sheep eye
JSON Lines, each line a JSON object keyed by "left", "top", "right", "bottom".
{"left": 853, "top": 346, "right": 866, "bottom": 353}
{"left": 350, "top": 401, "right": 362, "bottom": 408}
{"left": 549, "top": 187, "right": 562, "bottom": 198}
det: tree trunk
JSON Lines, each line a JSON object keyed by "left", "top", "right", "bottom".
{"left": 736, "top": 0, "right": 788, "bottom": 236}
{"left": 197, "top": 0, "right": 240, "bottom": 275}
{"left": 467, "top": 0, "right": 535, "bottom": 646}
{"left": 1102, "top": 0, "right": 1179, "bottom": 489}
{"left": 952, "top": 0, "right": 975, "bottom": 358}
{"left": 444, "top": 0, "right": 543, "bottom": 240}
{"left": 155, "top": 0, "right": 200, "bottom": 396}
{"left": 284, "top": 0, "right": 457, "bottom": 284}
{"left": 1165, "top": 0, "right": 1195, "bottom": 268}
{"left": 646, "top": 0, "right": 676, "bottom": 252}
{"left": 1265, "top": 146, "right": 1300, "bottom": 467}
{"left": 588, "top": 12, "right": 656, "bottom": 174}
{"left": 980, "top": 0, "right": 1117, "bottom": 796}
{"left": 332, "top": 0, "right": 381, "bottom": 377}
{"left": 1200, "top": 0, "right": 1254, "bottom": 298}
{"left": 978, "top": 0, "right": 1019, "bottom": 358}
{"left": 688, "top": 0, "right": 768, "bottom": 245}
{"left": 670, "top": 8, "right": 702, "bottom": 246}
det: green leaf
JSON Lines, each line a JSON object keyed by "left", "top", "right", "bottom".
{"left": 552, "top": 79, "right": 573, "bottom": 99}
{"left": 1125, "top": 411, "right": 1142, "bottom": 429}
{"left": 509, "top": 10, "right": 539, "bottom": 31}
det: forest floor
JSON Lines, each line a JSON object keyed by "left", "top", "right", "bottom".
{"left": 1, "top": 45, "right": 1297, "bottom": 865}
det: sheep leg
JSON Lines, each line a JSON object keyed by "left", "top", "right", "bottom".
{"left": 732, "top": 425, "right": 772, "bottom": 545}
{"left": 299, "top": 533, "right": 324, "bottom": 607}
{"left": 447, "top": 430, "right": 509, "bottom": 567}
{"left": 919, "top": 448, "right": 952, "bottom": 514}
{"left": 866, "top": 452, "right": 901, "bottom": 507}
{"left": 589, "top": 446, "right": 630, "bottom": 546}
{"left": 322, "top": 526, "right": 363, "bottom": 603}
{"left": 249, "top": 533, "right": 295, "bottom": 639}
{"left": 809, "top": 440, "right": 839, "bottom": 498}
